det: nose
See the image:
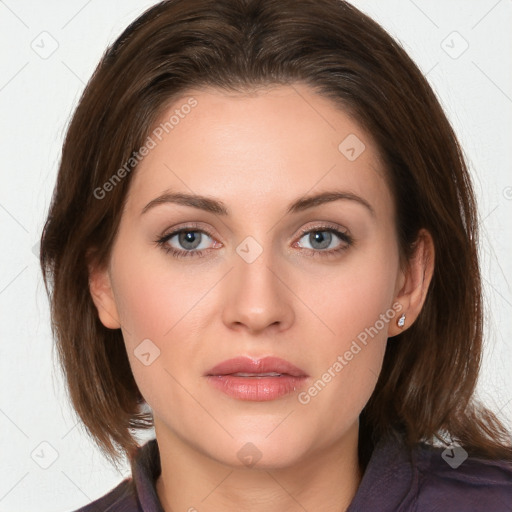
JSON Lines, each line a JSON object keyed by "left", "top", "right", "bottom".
{"left": 221, "top": 242, "right": 295, "bottom": 335}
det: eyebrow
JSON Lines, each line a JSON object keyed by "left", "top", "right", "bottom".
{"left": 141, "top": 189, "right": 375, "bottom": 217}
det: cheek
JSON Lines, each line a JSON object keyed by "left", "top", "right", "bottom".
{"left": 312, "top": 241, "right": 399, "bottom": 345}
{"left": 111, "top": 245, "right": 208, "bottom": 342}
{"left": 296, "top": 238, "right": 399, "bottom": 415}
{"left": 109, "top": 241, "right": 228, "bottom": 378}
{"left": 109, "top": 248, "right": 208, "bottom": 409}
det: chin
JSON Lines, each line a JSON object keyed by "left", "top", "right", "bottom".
{"left": 203, "top": 429, "right": 312, "bottom": 471}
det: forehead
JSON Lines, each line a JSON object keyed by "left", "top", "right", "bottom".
{"left": 125, "top": 84, "right": 393, "bottom": 221}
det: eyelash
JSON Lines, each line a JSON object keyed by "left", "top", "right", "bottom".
{"left": 155, "top": 222, "right": 354, "bottom": 259}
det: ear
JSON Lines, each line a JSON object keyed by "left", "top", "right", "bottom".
{"left": 87, "top": 256, "right": 121, "bottom": 330}
{"left": 388, "top": 229, "right": 435, "bottom": 337}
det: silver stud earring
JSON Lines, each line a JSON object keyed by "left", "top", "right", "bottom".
{"left": 397, "top": 313, "right": 406, "bottom": 328}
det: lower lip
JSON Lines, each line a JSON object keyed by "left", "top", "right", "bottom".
{"left": 206, "top": 375, "right": 308, "bottom": 401}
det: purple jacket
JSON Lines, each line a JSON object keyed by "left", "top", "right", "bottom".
{"left": 73, "top": 430, "right": 512, "bottom": 511}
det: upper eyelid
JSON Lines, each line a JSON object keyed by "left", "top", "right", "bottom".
{"left": 297, "top": 223, "right": 349, "bottom": 236}
{"left": 160, "top": 223, "right": 215, "bottom": 241}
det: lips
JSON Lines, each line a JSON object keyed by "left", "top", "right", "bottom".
{"left": 205, "top": 356, "right": 309, "bottom": 401}
{"left": 206, "top": 356, "right": 308, "bottom": 378}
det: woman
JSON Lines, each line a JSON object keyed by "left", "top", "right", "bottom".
{"left": 40, "top": 0, "right": 512, "bottom": 510}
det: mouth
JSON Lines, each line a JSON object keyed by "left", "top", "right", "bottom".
{"left": 205, "top": 356, "right": 309, "bottom": 401}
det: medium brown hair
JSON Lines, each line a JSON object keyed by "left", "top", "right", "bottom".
{"left": 40, "top": 0, "right": 512, "bottom": 466}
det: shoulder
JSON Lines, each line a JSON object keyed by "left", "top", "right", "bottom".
{"left": 349, "top": 430, "right": 512, "bottom": 512}
{"left": 69, "top": 478, "right": 141, "bottom": 512}
{"left": 69, "top": 439, "right": 163, "bottom": 512}
{"left": 413, "top": 442, "right": 512, "bottom": 511}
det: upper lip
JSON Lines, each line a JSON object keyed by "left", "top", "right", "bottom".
{"left": 206, "top": 356, "right": 308, "bottom": 377}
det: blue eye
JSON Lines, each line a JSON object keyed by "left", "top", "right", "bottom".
{"left": 296, "top": 228, "right": 352, "bottom": 253}
{"left": 156, "top": 226, "right": 215, "bottom": 258}
{"left": 298, "top": 226, "right": 354, "bottom": 257}
{"left": 168, "top": 230, "right": 212, "bottom": 251}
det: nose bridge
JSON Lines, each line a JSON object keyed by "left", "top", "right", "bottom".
{"left": 222, "top": 234, "right": 294, "bottom": 333}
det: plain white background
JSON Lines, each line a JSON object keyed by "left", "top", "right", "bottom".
{"left": 0, "top": 1, "right": 511, "bottom": 510}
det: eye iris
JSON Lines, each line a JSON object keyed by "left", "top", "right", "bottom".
{"left": 179, "top": 231, "right": 201, "bottom": 250}
{"left": 310, "top": 231, "right": 332, "bottom": 250}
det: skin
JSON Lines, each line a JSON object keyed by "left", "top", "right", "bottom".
{"left": 89, "top": 83, "right": 434, "bottom": 512}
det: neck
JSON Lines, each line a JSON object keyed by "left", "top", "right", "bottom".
{"left": 155, "top": 421, "right": 362, "bottom": 512}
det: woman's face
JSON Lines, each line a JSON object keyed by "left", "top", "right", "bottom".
{"left": 92, "top": 84, "right": 409, "bottom": 468}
